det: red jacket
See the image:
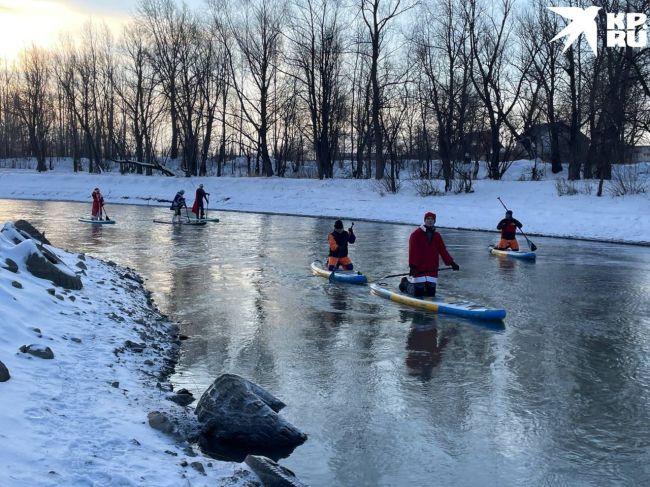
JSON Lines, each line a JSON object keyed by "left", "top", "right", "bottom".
{"left": 408, "top": 226, "right": 454, "bottom": 277}
{"left": 91, "top": 191, "right": 104, "bottom": 214}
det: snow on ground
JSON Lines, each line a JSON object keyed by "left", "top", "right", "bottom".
{"left": 0, "top": 222, "right": 256, "bottom": 486}
{"left": 0, "top": 158, "right": 648, "bottom": 244}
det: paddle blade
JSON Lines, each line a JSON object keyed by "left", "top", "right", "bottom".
{"left": 530, "top": 243, "right": 538, "bottom": 251}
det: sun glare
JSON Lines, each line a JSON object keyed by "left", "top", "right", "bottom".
{"left": 0, "top": 0, "right": 126, "bottom": 61}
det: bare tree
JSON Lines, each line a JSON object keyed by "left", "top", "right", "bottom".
{"left": 412, "top": 0, "right": 475, "bottom": 191}
{"left": 217, "top": 0, "right": 285, "bottom": 177}
{"left": 286, "top": 0, "right": 346, "bottom": 179}
{"left": 521, "top": 0, "right": 564, "bottom": 174}
{"left": 359, "top": 0, "right": 415, "bottom": 179}
{"left": 115, "top": 22, "right": 166, "bottom": 173}
{"left": 139, "top": 0, "right": 184, "bottom": 160}
{"left": 466, "top": 0, "right": 531, "bottom": 179}
{"left": 16, "top": 46, "right": 52, "bottom": 172}
{"left": 53, "top": 24, "right": 115, "bottom": 173}
{"left": 348, "top": 25, "right": 373, "bottom": 178}
{"left": 381, "top": 79, "right": 410, "bottom": 191}
{"left": 0, "top": 62, "right": 21, "bottom": 160}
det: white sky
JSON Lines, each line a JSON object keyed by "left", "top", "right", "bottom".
{"left": 0, "top": 0, "right": 205, "bottom": 61}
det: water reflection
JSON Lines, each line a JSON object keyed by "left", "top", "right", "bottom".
{"left": 401, "top": 311, "right": 454, "bottom": 380}
{"left": 90, "top": 224, "right": 104, "bottom": 241}
{"left": 1, "top": 199, "right": 650, "bottom": 486}
{"left": 494, "top": 253, "right": 518, "bottom": 271}
{"left": 199, "top": 438, "right": 299, "bottom": 463}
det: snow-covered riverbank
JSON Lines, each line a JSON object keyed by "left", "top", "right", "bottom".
{"left": 0, "top": 160, "right": 648, "bottom": 245}
{"left": 0, "top": 221, "right": 255, "bottom": 486}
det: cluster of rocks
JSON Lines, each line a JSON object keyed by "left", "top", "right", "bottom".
{"left": 148, "top": 373, "right": 308, "bottom": 486}
{"left": 0, "top": 220, "right": 85, "bottom": 382}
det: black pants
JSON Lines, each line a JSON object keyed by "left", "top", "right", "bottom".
{"left": 399, "top": 278, "right": 436, "bottom": 297}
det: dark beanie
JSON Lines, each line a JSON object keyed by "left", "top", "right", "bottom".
{"left": 334, "top": 220, "right": 344, "bottom": 229}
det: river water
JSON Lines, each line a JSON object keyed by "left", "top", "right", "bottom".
{"left": 1, "top": 199, "right": 649, "bottom": 486}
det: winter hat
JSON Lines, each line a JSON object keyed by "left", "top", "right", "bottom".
{"left": 199, "top": 184, "right": 203, "bottom": 188}
{"left": 179, "top": 190, "right": 185, "bottom": 194}
{"left": 424, "top": 212, "right": 436, "bottom": 221}
{"left": 505, "top": 210, "right": 513, "bottom": 216}
{"left": 334, "top": 220, "right": 344, "bottom": 229}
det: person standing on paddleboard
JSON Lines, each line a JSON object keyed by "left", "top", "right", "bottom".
{"left": 91, "top": 188, "right": 105, "bottom": 220}
{"left": 170, "top": 190, "right": 187, "bottom": 223}
{"left": 400, "top": 211, "right": 459, "bottom": 298}
{"left": 327, "top": 220, "right": 356, "bottom": 271}
{"left": 496, "top": 210, "right": 523, "bottom": 251}
{"left": 191, "top": 183, "right": 210, "bottom": 220}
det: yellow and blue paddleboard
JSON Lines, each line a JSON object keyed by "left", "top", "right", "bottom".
{"left": 489, "top": 245, "right": 536, "bottom": 260}
{"left": 311, "top": 261, "right": 368, "bottom": 284}
{"left": 369, "top": 283, "right": 506, "bottom": 321}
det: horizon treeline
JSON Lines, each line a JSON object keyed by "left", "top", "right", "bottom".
{"left": 0, "top": 0, "right": 648, "bottom": 195}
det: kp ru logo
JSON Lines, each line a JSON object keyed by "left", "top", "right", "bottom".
{"left": 549, "top": 6, "right": 648, "bottom": 54}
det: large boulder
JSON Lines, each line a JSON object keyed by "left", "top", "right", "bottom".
{"left": 195, "top": 374, "right": 307, "bottom": 453}
{"left": 14, "top": 220, "right": 51, "bottom": 245}
{"left": 0, "top": 360, "right": 9, "bottom": 382}
{"left": 245, "top": 455, "right": 307, "bottom": 487}
{"left": 19, "top": 344, "right": 54, "bottom": 359}
{"left": 1, "top": 221, "right": 81, "bottom": 290}
{"left": 26, "top": 250, "right": 82, "bottom": 290}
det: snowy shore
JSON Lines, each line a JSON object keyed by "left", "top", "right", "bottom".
{"left": 0, "top": 160, "right": 648, "bottom": 245}
{"left": 0, "top": 221, "right": 255, "bottom": 486}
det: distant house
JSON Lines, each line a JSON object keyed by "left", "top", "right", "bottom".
{"left": 624, "top": 146, "right": 650, "bottom": 163}
{"left": 513, "top": 122, "right": 590, "bottom": 162}
{"left": 462, "top": 130, "right": 502, "bottom": 161}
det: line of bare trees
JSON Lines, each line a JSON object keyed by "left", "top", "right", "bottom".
{"left": 0, "top": 0, "right": 648, "bottom": 194}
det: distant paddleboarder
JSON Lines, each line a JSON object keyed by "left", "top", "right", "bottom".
{"left": 170, "top": 190, "right": 187, "bottom": 223}
{"left": 191, "top": 184, "right": 210, "bottom": 220}
{"left": 91, "top": 188, "right": 105, "bottom": 220}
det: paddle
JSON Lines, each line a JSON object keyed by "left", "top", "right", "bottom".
{"left": 369, "top": 267, "right": 455, "bottom": 283}
{"left": 497, "top": 197, "right": 537, "bottom": 251}
{"left": 328, "top": 269, "right": 337, "bottom": 282}
{"left": 102, "top": 206, "right": 111, "bottom": 221}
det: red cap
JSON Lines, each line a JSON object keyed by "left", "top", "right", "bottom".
{"left": 424, "top": 212, "right": 436, "bottom": 221}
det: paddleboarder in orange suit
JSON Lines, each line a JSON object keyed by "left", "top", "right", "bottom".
{"left": 496, "top": 210, "right": 523, "bottom": 251}
{"left": 327, "top": 220, "right": 356, "bottom": 270}
{"left": 400, "top": 212, "right": 459, "bottom": 297}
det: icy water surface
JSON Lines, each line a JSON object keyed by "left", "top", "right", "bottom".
{"left": 1, "top": 199, "right": 649, "bottom": 486}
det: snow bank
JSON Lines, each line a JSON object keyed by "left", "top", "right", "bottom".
{"left": 0, "top": 221, "right": 255, "bottom": 486}
{"left": 0, "top": 159, "right": 648, "bottom": 244}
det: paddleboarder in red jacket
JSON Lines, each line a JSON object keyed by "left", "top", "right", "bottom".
{"left": 191, "top": 184, "right": 210, "bottom": 220}
{"left": 400, "top": 212, "right": 459, "bottom": 297}
{"left": 91, "top": 188, "right": 104, "bottom": 220}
